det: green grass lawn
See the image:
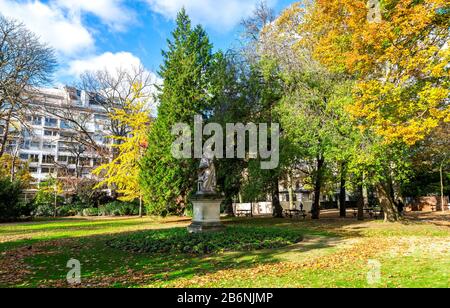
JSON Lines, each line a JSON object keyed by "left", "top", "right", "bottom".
{"left": 0, "top": 212, "right": 449, "bottom": 288}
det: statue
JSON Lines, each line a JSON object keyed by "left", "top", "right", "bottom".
{"left": 198, "top": 156, "right": 217, "bottom": 194}
{"left": 188, "top": 155, "right": 224, "bottom": 233}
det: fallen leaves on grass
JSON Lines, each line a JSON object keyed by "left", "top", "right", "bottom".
{"left": 1, "top": 212, "right": 449, "bottom": 288}
{"left": 0, "top": 245, "right": 43, "bottom": 287}
{"left": 165, "top": 237, "right": 393, "bottom": 288}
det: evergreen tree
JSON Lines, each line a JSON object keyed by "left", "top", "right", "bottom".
{"left": 140, "top": 9, "right": 216, "bottom": 215}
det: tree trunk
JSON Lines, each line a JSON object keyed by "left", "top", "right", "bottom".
{"left": 223, "top": 196, "right": 235, "bottom": 217}
{"left": 54, "top": 188, "right": 58, "bottom": 218}
{"left": 272, "top": 177, "right": 283, "bottom": 218}
{"left": 363, "top": 173, "right": 369, "bottom": 208}
{"left": 440, "top": 162, "right": 445, "bottom": 212}
{"left": 288, "top": 172, "right": 295, "bottom": 209}
{"left": 139, "top": 196, "right": 143, "bottom": 218}
{"left": 11, "top": 154, "right": 17, "bottom": 182}
{"left": 357, "top": 184, "right": 365, "bottom": 221}
{"left": 311, "top": 156, "right": 325, "bottom": 220}
{"left": 376, "top": 183, "right": 400, "bottom": 222}
{"left": 0, "top": 111, "right": 12, "bottom": 158}
{"left": 339, "top": 162, "right": 347, "bottom": 218}
{"left": 363, "top": 186, "right": 369, "bottom": 207}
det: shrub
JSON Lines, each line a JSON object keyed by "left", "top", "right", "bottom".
{"left": 75, "top": 179, "right": 110, "bottom": 208}
{"left": 82, "top": 208, "right": 99, "bottom": 217}
{"left": 107, "top": 226, "right": 303, "bottom": 255}
{"left": 99, "top": 201, "right": 142, "bottom": 217}
{"left": 34, "top": 201, "right": 89, "bottom": 217}
{"left": 0, "top": 178, "right": 31, "bottom": 222}
{"left": 68, "top": 202, "right": 91, "bottom": 216}
{"left": 32, "top": 182, "right": 64, "bottom": 217}
{"left": 34, "top": 203, "right": 55, "bottom": 217}
{"left": 57, "top": 204, "right": 78, "bottom": 217}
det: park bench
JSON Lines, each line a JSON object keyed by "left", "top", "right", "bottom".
{"left": 373, "top": 208, "right": 384, "bottom": 219}
{"left": 284, "top": 209, "right": 307, "bottom": 220}
{"left": 352, "top": 208, "right": 383, "bottom": 219}
{"left": 236, "top": 209, "right": 252, "bottom": 217}
{"left": 365, "top": 208, "right": 374, "bottom": 218}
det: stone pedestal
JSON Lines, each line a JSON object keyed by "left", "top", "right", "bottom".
{"left": 188, "top": 193, "right": 225, "bottom": 233}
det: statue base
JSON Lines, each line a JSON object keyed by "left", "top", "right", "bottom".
{"left": 188, "top": 193, "right": 225, "bottom": 233}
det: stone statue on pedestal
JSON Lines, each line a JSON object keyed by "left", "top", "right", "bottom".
{"left": 197, "top": 157, "right": 217, "bottom": 194}
{"left": 188, "top": 156, "right": 224, "bottom": 233}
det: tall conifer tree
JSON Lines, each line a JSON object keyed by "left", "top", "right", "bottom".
{"left": 140, "top": 9, "right": 215, "bottom": 215}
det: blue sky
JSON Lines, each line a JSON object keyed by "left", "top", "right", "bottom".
{"left": 0, "top": 0, "right": 297, "bottom": 84}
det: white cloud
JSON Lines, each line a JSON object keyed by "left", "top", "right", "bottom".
{"left": 146, "top": 0, "right": 278, "bottom": 31}
{"left": 53, "top": 0, "right": 134, "bottom": 31}
{"left": 0, "top": 0, "right": 94, "bottom": 56}
{"left": 67, "top": 51, "right": 151, "bottom": 77}
{"left": 0, "top": 0, "right": 135, "bottom": 56}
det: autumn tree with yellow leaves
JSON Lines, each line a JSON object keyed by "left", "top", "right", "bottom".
{"left": 274, "top": 0, "right": 449, "bottom": 221}
{"left": 93, "top": 84, "right": 152, "bottom": 217}
{"left": 298, "top": 0, "right": 449, "bottom": 145}
{"left": 0, "top": 154, "right": 33, "bottom": 186}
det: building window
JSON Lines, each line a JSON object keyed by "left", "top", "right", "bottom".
{"left": 20, "top": 153, "right": 29, "bottom": 160}
{"left": 94, "top": 114, "right": 109, "bottom": 121}
{"left": 58, "top": 156, "right": 68, "bottom": 162}
{"left": 28, "top": 116, "right": 42, "bottom": 126}
{"left": 22, "top": 140, "right": 31, "bottom": 150}
{"left": 42, "top": 155, "right": 55, "bottom": 164}
{"left": 30, "top": 141, "right": 41, "bottom": 149}
{"left": 60, "top": 121, "right": 74, "bottom": 129}
{"left": 44, "top": 130, "right": 58, "bottom": 137}
{"left": 89, "top": 93, "right": 105, "bottom": 106}
{"left": 68, "top": 157, "right": 77, "bottom": 164}
{"left": 66, "top": 87, "right": 82, "bottom": 102}
{"left": 22, "top": 130, "right": 32, "bottom": 138}
{"left": 29, "top": 167, "right": 38, "bottom": 173}
{"left": 44, "top": 118, "right": 58, "bottom": 128}
{"left": 41, "top": 167, "right": 55, "bottom": 174}
{"left": 30, "top": 154, "right": 40, "bottom": 163}
{"left": 43, "top": 142, "right": 56, "bottom": 150}
{"left": 80, "top": 157, "right": 91, "bottom": 166}
{"left": 58, "top": 141, "right": 75, "bottom": 152}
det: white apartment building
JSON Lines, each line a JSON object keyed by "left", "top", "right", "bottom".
{"left": 4, "top": 86, "right": 113, "bottom": 189}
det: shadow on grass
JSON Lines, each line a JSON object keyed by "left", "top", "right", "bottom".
{"left": 402, "top": 211, "right": 450, "bottom": 228}
{"left": 2, "top": 220, "right": 356, "bottom": 288}
{"left": 2, "top": 214, "right": 448, "bottom": 287}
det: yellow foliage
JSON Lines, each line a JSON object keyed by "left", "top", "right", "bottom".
{"left": 0, "top": 154, "right": 33, "bottom": 186}
{"left": 93, "top": 84, "right": 152, "bottom": 202}
{"left": 279, "top": 0, "right": 449, "bottom": 145}
{"left": 40, "top": 177, "right": 64, "bottom": 195}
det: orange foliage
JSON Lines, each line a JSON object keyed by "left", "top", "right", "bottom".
{"left": 279, "top": 0, "right": 449, "bottom": 145}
